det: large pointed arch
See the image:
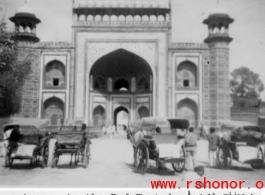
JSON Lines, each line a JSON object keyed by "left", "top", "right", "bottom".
{"left": 89, "top": 49, "right": 153, "bottom": 81}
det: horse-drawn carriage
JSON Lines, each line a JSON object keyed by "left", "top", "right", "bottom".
{"left": 217, "top": 120, "right": 265, "bottom": 169}
{"left": 51, "top": 131, "right": 90, "bottom": 168}
{"left": 129, "top": 117, "right": 189, "bottom": 174}
{"left": 3, "top": 118, "right": 50, "bottom": 168}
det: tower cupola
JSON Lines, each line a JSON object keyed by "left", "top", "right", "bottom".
{"left": 9, "top": 1, "right": 41, "bottom": 43}
{"left": 203, "top": 3, "right": 234, "bottom": 44}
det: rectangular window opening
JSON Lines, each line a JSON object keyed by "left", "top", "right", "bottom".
{"left": 183, "top": 80, "right": 189, "bottom": 87}
{"left": 53, "top": 78, "right": 59, "bottom": 86}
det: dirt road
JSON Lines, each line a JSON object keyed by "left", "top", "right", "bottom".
{"left": 0, "top": 136, "right": 264, "bottom": 188}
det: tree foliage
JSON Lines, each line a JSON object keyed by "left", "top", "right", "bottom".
{"left": 230, "top": 66, "right": 264, "bottom": 99}
{"left": 0, "top": 22, "right": 32, "bottom": 117}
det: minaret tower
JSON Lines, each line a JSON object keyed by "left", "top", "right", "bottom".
{"left": 203, "top": 2, "right": 234, "bottom": 126}
{"left": 9, "top": 1, "right": 41, "bottom": 43}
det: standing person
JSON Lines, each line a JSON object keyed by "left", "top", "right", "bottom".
{"left": 207, "top": 127, "right": 219, "bottom": 167}
{"left": 81, "top": 124, "right": 87, "bottom": 131}
{"left": 102, "top": 125, "right": 107, "bottom": 135}
{"left": 184, "top": 127, "right": 198, "bottom": 171}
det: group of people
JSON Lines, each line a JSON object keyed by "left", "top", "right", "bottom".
{"left": 102, "top": 124, "right": 128, "bottom": 135}
{"left": 183, "top": 125, "right": 228, "bottom": 170}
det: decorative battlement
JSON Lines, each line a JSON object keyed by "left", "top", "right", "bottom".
{"left": 169, "top": 42, "right": 208, "bottom": 50}
{"left": 73, "top": 0, "right": 171, "bottom": 23}
{"left": 18, "top": 41, "right": 74, "bottom": 49}
{"left": 73, "top": 20, "right": 171, "bottom": 28}
{"left": 75, "top": 0, "right": 170, "bottom": 9}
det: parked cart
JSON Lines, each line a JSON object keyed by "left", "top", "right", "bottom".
{"left": 218, "top": 120, "right": 265, "bottom": 169}
{"left": 52, "top": 131, "right": 90, "bottom": 168}
{"left": 4, "top": 118, "right": 50, "bottom": 168}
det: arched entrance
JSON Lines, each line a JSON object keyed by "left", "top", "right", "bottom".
{"left": 89, "top": 49, "right": 153, "bottom": 125}
{"left": 114, "top": 106, "right": 129, "bottom": 127}
{"left": 43, "top": 97, "right": 64, "bottom": 125}
{"left": 177, "top": 98, "right": 198, "bottom": 127}
{"left": 93, "top": 105, "right": 106, "bottom": 126}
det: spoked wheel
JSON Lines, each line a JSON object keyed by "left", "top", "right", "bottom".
{"left": 251, "top": 148, "right": 264, "bottom": 169}
{"left": 217, "top": 145, "right": 232, "bottom": 169}
{"left": 83, "top": 144, "right": 90, "bottom": 168}
{"left": 5, "top": 149, "right": 13, "bottom": 167}
{"left": 41, "top": 146, "right": 49, "bottom": 168}
{"left": 75, "top": 153, "right": 80, "bottom": 166}
{"left": 172, "top": 146, "right": 185, "bottom": 173}
{"left": 52, "top": 154, "right": 59, "bottom": 168}
{"left": 136, "top": 142, "right": 149, "bottom": 174}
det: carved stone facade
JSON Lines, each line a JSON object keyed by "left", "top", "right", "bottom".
{"left": 11, "top": 1, "right": 233, "bottom": 127}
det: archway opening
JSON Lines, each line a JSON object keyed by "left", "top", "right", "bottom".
{"left": 114, "top": 78, "right": 129, "bottom": 91}
{"left": 89, "top": 49, "right": 153, "bottom": 93}
{"left": 93, "top": 105, "right": 106, "bottom": 126}
{"left": 114, "top": 106, "right": 129, "bottom": 127}
{"left": 138, "top": 106, "right": 150, "bottom": 120}
{"left": 43, "top": 97, "right": 64, "bottom": 125}
{"left": 177, "top": 98, "right": 198, "bottom": 127}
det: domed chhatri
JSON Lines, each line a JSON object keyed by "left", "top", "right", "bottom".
{"left": 143, "top": 1, "right": 150, "bottom": 8}
{"left": 119, "top": 1, "right": 126, "bottom": 8}
{"left": 79, "top": 0, "right": 87, "bottom": 7}
{"left": 151, "top": 1, "right": 158, "bottom": 8}
{"left": 127, "top": 1, "right": 134, "bottom": 8}
{"left": 111, "top": 0, "right": 118, "bottom": 7}
{"left": 16, "top": 3, "right": 35, "bottom": 15}
{"left": 158, "top": 1, "right": 165, "bottom": 8}
{"left": 87, "top": 0, "right": 95, "bottom": 7}
{"left": 103, "top": 0, "right": 110, "bottom": 7}
{"left": 210, "top": 4, "right": 229, "bottom": 16}
{"left": 95, "top": 1, "right": 103, "bottom": 7}
{"left": 135, "top": 1, "right": 142, "bottom": 8}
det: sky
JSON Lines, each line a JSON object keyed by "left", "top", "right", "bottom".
{"left": 1, "top": 0, "right": 265, "bottom": 98}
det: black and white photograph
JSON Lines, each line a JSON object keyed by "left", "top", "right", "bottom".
{"left": 0, "top": 0, "right": 265, "bottom": 189}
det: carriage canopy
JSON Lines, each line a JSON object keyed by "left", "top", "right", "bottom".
{"left": 4, "top": 118, "right": 50, "bottom": 135}
{"left": 140, "top": 117, "right": 189, "bottom": 133}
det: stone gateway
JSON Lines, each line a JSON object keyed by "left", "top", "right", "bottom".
{"left": 10, "top": 0, "right": 234, "bottom": 128}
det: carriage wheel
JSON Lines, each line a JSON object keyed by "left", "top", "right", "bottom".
{"left": 83, "top": 144, "right": 90, "bottom": 168}
{"left": 172, "top": 146, "right": 185, "bottom": 173}
{"left": 52, "top": 154, "right": 59, "bottom": 168}
{"left": 5, "top": 149, "right": 13, "bottom": 167}
{"left": 75, "top": 153, "right": 80, "bottom": 166}
{"left": 41, "top": 146, "right": 49, "bottom": 168}
{"left": 217, "top": 145, "right": 232, "bottom": 169}
{"left": 251, "top": 148, "right": 264, "bottom": 169}
{"left": 136, "top": 142, "right": 149, "bottom": 174}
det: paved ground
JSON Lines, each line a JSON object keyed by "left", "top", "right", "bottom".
{"left": 0, "top": 136, "right": 264, "bottom": 188}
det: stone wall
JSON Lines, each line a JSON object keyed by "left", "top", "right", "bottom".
{"left": 230, "top": 107, "right": 261, "bottom": 124}
{"left": 16, "top": 48, "right": 41, "bottom": 118}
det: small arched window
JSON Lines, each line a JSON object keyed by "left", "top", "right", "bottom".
{"left": 114, "top": 78, "right": 129, "bottom": 91}
{"left": 137, "top": 77, "right": 149, "bottom": 91}
{"left": 94, "top": 77, "right": 106, "bottom": 90}
{"left": 45, "top": 60, "right": 65, "bottom": 88}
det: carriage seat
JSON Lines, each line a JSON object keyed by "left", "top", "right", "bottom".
{"left": 11, "top": 144, "right": 36, "bottom": 157}
{"left": 157, "top": 141, "right": 183, "bottom": 159}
